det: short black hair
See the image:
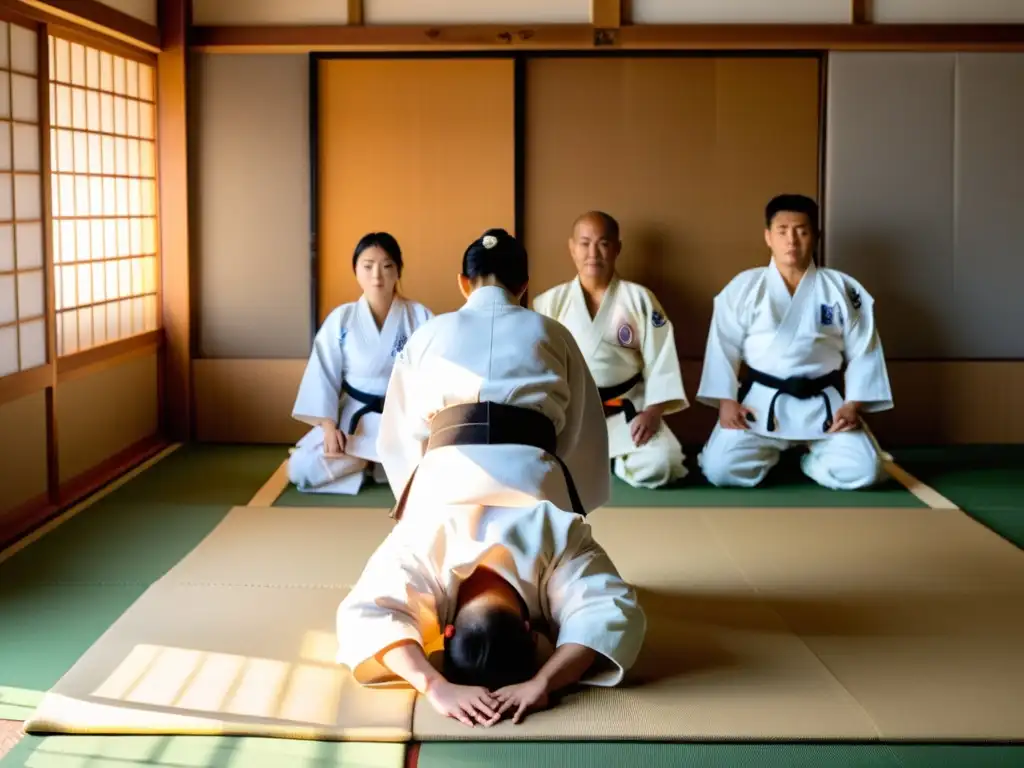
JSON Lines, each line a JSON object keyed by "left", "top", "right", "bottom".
{"left": 442, "top": 606, "right": 536, "bottom": 691}
{"left": 462, "top": 228, "right": 529, "bottom": 294}
{"left": 352, "top": 232, "right": 403, "bottom": 275}
{"left": 765, "top": 194, "right": 819, "bottom": 234}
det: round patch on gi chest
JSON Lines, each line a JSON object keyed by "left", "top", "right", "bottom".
{"left": 617, "top": 323, "right": 635, "bottom": 347}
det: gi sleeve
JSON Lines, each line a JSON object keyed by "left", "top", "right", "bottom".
{"left": 335, "top": 530, "right": 446, "bottom": 687}
{"left": 554, "top": 327, "right": 611, "bottom": 514}
{"left": 841, "top": 279, "right": 894, "bottom": 413}
{"left": 292, "top": 309, "right": 345, "bottom": 426}
{"left": 545, "top": 520, "right": 646, "bottom": 686}
{"left": 638, "top": 291, "right": 688, "bottom": 414}
{"left": 375, "top": 339, "right": 431, "bottom": 501}
{"left": 696, "top": 283, "right": 748, "bottom": 408}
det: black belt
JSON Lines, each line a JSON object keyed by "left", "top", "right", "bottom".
{"left": 738, "top": 367, "right": 844, "bottom": 433}
{"left": 341, "top": 381, "right": 384, "bottom": 434}
{"left": 598, "top": 371, "right": 643, "bottom": 422}
{"left": 388, "top": 402, "right": 586, "bottom": 522}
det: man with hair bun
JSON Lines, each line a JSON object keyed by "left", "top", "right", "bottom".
{"left": 335, "top": 228, "right": 646, "bottom": 728}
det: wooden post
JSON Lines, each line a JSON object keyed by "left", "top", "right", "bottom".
{"left": 347, "top": 0, "right": 363, "bottom": 26}
{"left": 157, "top": 0, "right": 192, "bottom": 441}
{"left": 591, "top": 0, "right": 621, "bottom": 28}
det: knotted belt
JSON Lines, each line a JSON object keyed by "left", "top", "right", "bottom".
{"left": 738, "top": 367, "right": 844, "bottom": 433}
{"left": 598, "top": 371, "right": 644, "bottom": 423}
{"left": 388, "top": 401, "right": 586, "bottom": 522}
{"left": 341, "top": 381, "right": 385, "bottom": 434}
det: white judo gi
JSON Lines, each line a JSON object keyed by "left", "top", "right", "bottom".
{"left": 336, "top": 501, "right": 645, "bottom": 688}
{"left": 533, "top": 276, "right": 689, "bottom": 489}
{"left": 696, "top": 260, "right": 894, "bottom": 490}
{"left": 335, "top": 284, "right": 645, "bottom": 686}
{"left": 289, "top": 294, "right": 433, "bottom": 494}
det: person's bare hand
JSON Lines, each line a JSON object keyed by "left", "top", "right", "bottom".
{"left": 630, "top": 407, "right": 662, "bottom": 447}
{"left": 827, "top": 402, "right": 861, "bottom": 433}
{"left": 424, "top": 680, "right": 500, "bottom": 727}
{"left": 492, "top": 677, "right": 550, "bottom": 724}
{"left": 320, "top": 421, "right": 347, "bottom": 457}
{"left": 719, "top": 399, "right": 754, "bottom": 430}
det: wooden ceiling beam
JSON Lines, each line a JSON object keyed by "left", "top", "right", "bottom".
{"left": 191, "top": 22, "right": 1024, "bottom": 53}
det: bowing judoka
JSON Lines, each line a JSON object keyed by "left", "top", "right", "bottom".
{"left": 533, "top": 211, "right": 689, "bottom": 489}
{"left": 336, "top": 228, "right": 646, "bottom": 727}
{"left": 289, "top": 232, "right": 433, "bottom": 494}
{"left": 696, "top": 194, "right": 894, "bottom": 490}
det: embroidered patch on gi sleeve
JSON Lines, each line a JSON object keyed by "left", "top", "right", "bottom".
{"left": 847, "top": 285, "right": 862, "bottom": 310}
{"left": 651, "top": 309, "right": 667, "bottom": 328}
{"left": 339, "top": 328, "right": 348, "bottom": 345}
{"left": 617, "top": 322, "right": 636, "bottom": 347}
{"left": 391, "top": 333, "right": 408, "bottom": 358}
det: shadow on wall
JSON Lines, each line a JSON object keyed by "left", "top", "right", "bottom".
{"left": 834, "top": 229, "right": 952, "bottom": 445}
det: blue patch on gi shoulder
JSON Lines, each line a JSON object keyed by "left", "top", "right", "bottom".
{"left": 391, "top": 333, "right": 408, "bottom": 358}
{"left": 820, "top": 303, "right": 844, "bottom": 328}
{"left": 339, "top": 327, "right": 348, "bottom": 345}
{"left": 651, "top": 310, "right": 667, "bottom": 328}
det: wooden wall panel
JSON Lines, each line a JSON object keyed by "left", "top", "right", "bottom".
{"left": 189, "top": 358, "right": 1024, "bottom": 446}
{"left": 0, "top": 391, "right": 48, "bottom": 515}
{"left": 524, "top": 56, "right": 820, "bottom": 358}
{"left": 364, "top": 0, "right": 590, "bottom": 24}
{"left": 317, "top": 58, "right": 515, "bottom": 321}
{"left": 193, "top": 358, "right": 307, "bottom": 443}
{"left": 190, "top": 53, "right": 312, "bottom": 359}
{"left": 192, "top": 0, "right": 349, "bottom": 26}
{"left": 631, "top": 0, "right": 851, "bottom": 24}
{"left": 93, "top": 0, "right": 157, "bottom": 25}
{"left": 873, "top": 0, "right": 1024, "bottom": 24}
{"left": 57, "top": 352, "right": 159, "bottom": 482}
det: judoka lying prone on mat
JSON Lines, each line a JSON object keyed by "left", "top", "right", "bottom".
{"left": 336, "top": 502, "right": 644, "bottom": 726}
{"left": 335, "top": 228, "right": 646, "bottom": 726}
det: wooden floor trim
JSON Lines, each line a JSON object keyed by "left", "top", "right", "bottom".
{"left": 0, "top": 441, "right": 180, "bottom": 563}
{"left": 246, "top": 459, "right": 291, "bottom": 507}
{"left": 883, "top": 459, "right": 960, "bottom": 511}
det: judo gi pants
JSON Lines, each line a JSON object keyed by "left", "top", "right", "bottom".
{"left": 697, "top": 424, "right": 885, "bottom": 491}
{"left": 288, "top": 426, "right": 387, "bottom": 495}
{"left": 612, "top": 424, "right": 689, "bottom": 489}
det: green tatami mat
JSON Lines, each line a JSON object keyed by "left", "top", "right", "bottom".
{"left": 1, "top": 735, "right": 405, "bottom": 767}
{"left": 417, "top": 743, "right": 1024, "bottom": 768}
{"left": 105, "top": 444, "right": 288, "bottom": 506}
{"left": 274, "top": 448, "right": 921, "bottom": 508}
{"left": 0, "top": 444, "right": 285, "bottom": 698}
{"left": 276, "top": 481, "right": 396, "bottom": 507}
{"left": 894, "top": 445, "right": 1024, "bottom": 548}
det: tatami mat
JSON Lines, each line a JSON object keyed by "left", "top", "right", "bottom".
{"left": 24, "top": 503, "right": 1024, "bottom": 744}
{"left": 1, "top": 734, "right": 405, "bottom": 768}
{"left": 416, "top": 742, "right": 1024, "bottom": 768}
{"left": 25, "top": 507, "right": 413, "bottom": 742}
{"left": 273, "top": 450, "right": 921, "bottom": 509}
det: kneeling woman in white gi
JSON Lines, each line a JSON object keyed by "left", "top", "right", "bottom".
{"left": 335, "top": 229, "right": 646, "bottom": 727}
{"left": 288, "top": 232, "right": 433, "bottom": 494}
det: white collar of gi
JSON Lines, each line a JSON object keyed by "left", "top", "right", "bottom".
{"left": 463, "top": 284, "right": 520, "bottom": 309}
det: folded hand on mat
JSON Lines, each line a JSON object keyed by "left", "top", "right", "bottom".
{"left": 492, "top": 677, "right": 550, "bottom": 724}
{"left": 424, "top": 679, "right": 501, "bottom": 727}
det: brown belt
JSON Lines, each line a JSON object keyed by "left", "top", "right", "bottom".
{"left": 388, "top": 401, "right": 586, "bottom": 521}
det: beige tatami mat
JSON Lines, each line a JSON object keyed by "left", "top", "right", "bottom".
{"left": 26, "top": 507, "right": 412, "bottom": 742}
{"left": 26, "top": 504, "right": 1024, "bottom": 743}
